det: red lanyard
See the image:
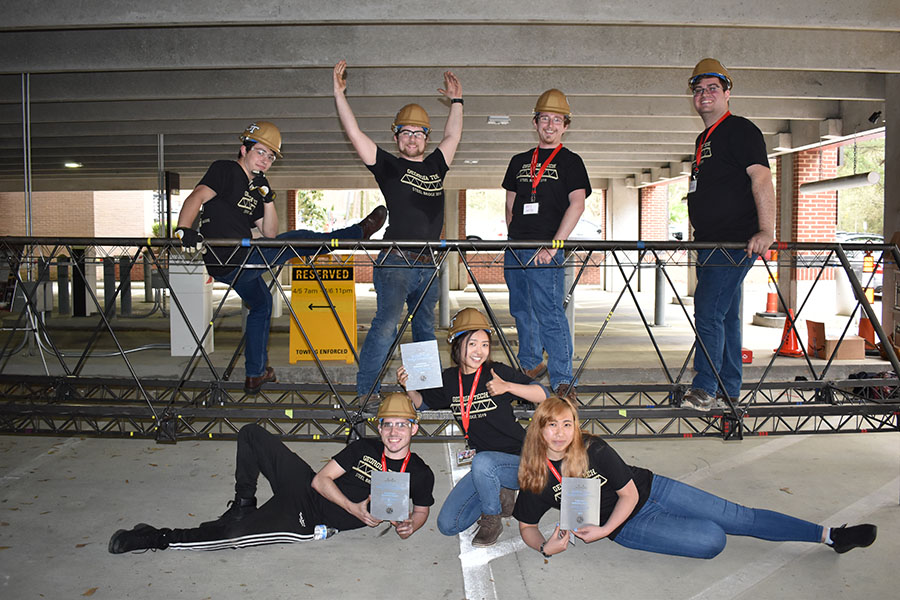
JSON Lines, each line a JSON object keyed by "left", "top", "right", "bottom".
{"left": 529, "top": 144, "right": 563, "bottom": 196}
{"left": 693, "top": 111, "right": 730, "bottom": 177}
{"left": 458, "top": 365, "right": 483, "bottom": 438}
{"left": 546, "top": 458, "right": 562, "bottom": 483}
{"left": 381, "top": 450, "right": 411, "bottom": 473}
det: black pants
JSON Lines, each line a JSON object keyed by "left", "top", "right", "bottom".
{"left": 167, "top": 424, "right": 323, "bottom": 550}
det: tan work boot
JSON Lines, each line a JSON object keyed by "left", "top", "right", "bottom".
{"left": 499, "top": 488, "right": 517, "bottom": 518}
{"left": 471, "top": 513, "right": 503, "bottom": 547}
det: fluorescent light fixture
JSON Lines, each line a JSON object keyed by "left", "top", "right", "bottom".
{"left": 487, "top": 115, "right": 510, "bottom": 125}
{"left": 463, "top": 159, "right": 479, "bottom": 164}
{"left": 64, "top": 161, "right": 83, "bottom": 168}
{"left": 798, "top": 171, "right": 880, "bottom": 194}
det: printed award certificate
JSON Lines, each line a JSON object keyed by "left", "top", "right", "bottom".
{"left": 560, "top": 476, "right": 601, "bottom": 530}
{"left": 369, "top": 470, "right": 410, "bottom": 521}
{"left": 400, "top": 340, "right": 442, "bottom": 391}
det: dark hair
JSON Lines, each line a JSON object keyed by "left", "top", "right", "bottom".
{"left": 237, "top": 140, "right": 256, "bottom": 159}
{"left": 449, "top": 328, "right": 493, "bottom": 371}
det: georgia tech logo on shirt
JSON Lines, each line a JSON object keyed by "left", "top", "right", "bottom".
{"left": 515, "top": 162, "right": 559, "bottom": 182}
{"left": 351, "top": 454, "right": 382, "bottom": 484}
{"left": 450, "top": 392, "right": 497, "bottom": 419}
{"left": 552, "top": 470, "right": 608, "bottom": 502}
{"left": 237, "top": 190, "right": 259, "bottom": 214}
{"left": 697, "top": 141, "right": 713, "bottom": 164}
{"left": 400, "top": 169, "right": 444, "bottom": 196}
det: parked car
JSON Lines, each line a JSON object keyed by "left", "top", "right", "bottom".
{"left": 836, "top": 232, "right": 884, "bottom": 298}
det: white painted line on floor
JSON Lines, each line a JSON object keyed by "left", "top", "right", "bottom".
{"left": 0, "top": 437, "right": 82, "bottom": 486}
{"left": 688, "top": 476, "right": 898, "bottom": 600}
{"left": 677, "top": 435, "right": 809, "bottom": 486}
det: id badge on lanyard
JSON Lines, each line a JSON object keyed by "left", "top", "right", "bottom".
{"left": 526, "top": 144, "right": 562, "bottom": 216}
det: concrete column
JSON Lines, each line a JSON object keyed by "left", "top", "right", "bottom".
{"left": 605, "top": 178, "right": 639, "bottom": 291}
{"left": 883, "top": 74, "right": 900, "bottom": 336}
{"left": 776, "top": 153, "right": 798, "bottom": 312}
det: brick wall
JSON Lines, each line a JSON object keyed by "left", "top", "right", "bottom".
{"left": 0, "top": 191, "right": 95, "bottom": 236}
{"left": 639, "top": 184, "right": 668, "bottom": 241}
{"left": 792, "top": 147, "right": 838, "bottom": 280}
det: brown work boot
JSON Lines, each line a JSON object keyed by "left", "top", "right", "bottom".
{"left": 499, "top": 488, "right": 517, "bottom": 518}
{"left": 244, "top": 366, "right": 277, "bottom": 394}
{"left": 524, "top": 362, "right": 547, "bottom": 380}
{"left": 358, "top": 205, "right": 387, "bottom": 239}
{"left": 555, "top": 383, "right": 577, "bottom": 402}
{"left": 472, "top": 513, "right": 503, "bottom": 547}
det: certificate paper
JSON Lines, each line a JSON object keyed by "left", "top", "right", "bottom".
{"left": 560, "top": 477, "right": 601, "bottom": 531}
{"left": 369, "top": 470, "right": 410, "bottom": 521}
{"left": 400, "top": 340, "right": 442, "bottom": 391}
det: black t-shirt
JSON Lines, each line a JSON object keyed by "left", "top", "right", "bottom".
{"left": 195, "top": 160, "right": 263, "bottom": 277}
{"left": 502, "top": 146, "right": 591, "bottom": 240}
{"left": 512, "top": 437, "right": 653, "bottom": 540}
{"left": 366, "top": 147, "right": 449, "bottom": 241}
{"left": 321, "top": 437, "right": 435, "bottom": 531}
{"left": 419, "top": 362, "right": 539, "bottom": 455}
{"left": 687, "top": 114, "right": 769, "bottom": 242}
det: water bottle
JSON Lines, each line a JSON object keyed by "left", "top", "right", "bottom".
{"left": 314, "top": 524, "right": 337, "bottom": 540}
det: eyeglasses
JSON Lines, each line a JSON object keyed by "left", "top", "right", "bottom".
{"left": 692, "top": 85, "right": 723, "bottom": 97}
{"left": 379, "top": 420, "right": 414, "bottom": 429}
{"left": 537, "top": 114, "right": 566, "bottom": 125}
{"left": 253, "top": 148, "right": 277, "bottom": 162}
{"left": 397, "top": 129, "right": 427, "bottom": 140}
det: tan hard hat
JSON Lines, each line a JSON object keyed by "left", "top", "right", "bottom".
{"left": 689, "top": 58, "right": 733, "bottom": 91}
{"left": 392, "top": 103, "right": 431, "bottom": 134}
{"left": 534, "top": 89, "right": 571, "bottom": 117}
{"left": 447, "top": 307, "right": 494, "bottom": 344}
{"left": 377, "top": 392, "right": 418, "bottom": 421}
{"left": 239, "top": 121, "right": 283, "bottom": 158}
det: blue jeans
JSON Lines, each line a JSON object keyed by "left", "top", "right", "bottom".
{"left": 356, "top": 250, "right": 440, "bottom": 395}
{"left": 504, "top": 248, "right": 572, "bottom": 389}
{"left": 692, "top": 248, "right": 755, "bottom": 398}
{"left": 613, "top": 475, "right": 822, "bottom": 559}
{"left": 215, "top": 224, "right": 363, "bottom": 378}
{"left": 437, "top": 451, "right": 520, "bottom": 536}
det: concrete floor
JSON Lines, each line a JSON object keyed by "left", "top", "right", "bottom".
{"left": 1, "top": 282, "right": 897, "bottom": 599}
{"left": 1, "top": 432, "right": 897, "bottom": 599}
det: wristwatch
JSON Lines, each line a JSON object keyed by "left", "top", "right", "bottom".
{"left": 451, "top": 98, "right": 464, "bottom": 105}
{"left": 539, "top": 541, "right": 551, "bottom": 558}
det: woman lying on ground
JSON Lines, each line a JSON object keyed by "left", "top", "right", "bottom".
{"left": 514, "top": 396, "right": 877, "bottom": 559}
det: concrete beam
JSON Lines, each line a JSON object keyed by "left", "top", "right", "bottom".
{"left": 7, "top": 0, "right": 899, "bottom": 31}
{"left": 0, "top": 69, "right": 886, "bottom": 103}
{"left": 2, "top": 25, "right": 898, "bottom": 74}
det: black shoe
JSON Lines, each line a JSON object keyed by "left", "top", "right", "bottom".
{"left": 828, "top": 523, "right": 877, "bottom": 554}
{"left": 201, "top": 496, "right": 257, "bottom": 527}
{"left": 358, "top": 206, "right": 387, "bottom": 239}
{"left": 108, "top": 523, "right": 169, "bottom": 554}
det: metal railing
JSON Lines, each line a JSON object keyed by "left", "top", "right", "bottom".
{"left": 1, "top": 236, "right": 897, "bottom": 442}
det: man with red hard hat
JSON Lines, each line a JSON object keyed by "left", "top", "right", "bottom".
{"left": 175, "top": 121, "right": 387, "bottom": 395}
{"left": 681, "top": 58, "right": 775, "bottom": 411}
{"left": 502, "top": 89, "right": 590, "bottom": 401}
{"left": 333, "top": 60, "right": 463, "bottom": 405}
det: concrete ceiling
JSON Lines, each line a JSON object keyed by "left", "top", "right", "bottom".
{"left": 1, "top": 0, "right": 898, "bottom": 193}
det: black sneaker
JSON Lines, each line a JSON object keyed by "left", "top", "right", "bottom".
{"left": 201, "top": 497, "right": 257, "bottom": 527}
{"left": 108, "top": 523, "right": 169, "bottom": 554}
{"left": 828, "top": 523, "right": 877, "bottom": 554}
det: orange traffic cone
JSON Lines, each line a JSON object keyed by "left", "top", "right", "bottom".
{"left": 765, "top": 292, "right": 778, "bottom": 313}
{"left": 859, "top": 317, "right": 877, "bottom": 351}
{"left": 775, "top": 309, "right": 804, "bottom": 357}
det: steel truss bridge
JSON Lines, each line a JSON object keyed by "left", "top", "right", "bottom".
{"left": 1, "top": 236, "right": 898, "bottom": 443}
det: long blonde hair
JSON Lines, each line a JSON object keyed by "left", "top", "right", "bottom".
{"left": 518, "top": 396, "right": 589, "bottom": 494}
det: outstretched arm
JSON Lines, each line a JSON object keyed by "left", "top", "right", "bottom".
{"left": 312, "top": 459, "right": 381, "bottom": 527}
{"left": 436, "top": 71, "right": 463, "bottom": 166}
{"left": 333, "top": 60, "right": 378, "bottom": 166}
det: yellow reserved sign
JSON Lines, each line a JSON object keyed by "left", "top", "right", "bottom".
{"left": 289, "top": 259, "right": 357, "bottom": 364}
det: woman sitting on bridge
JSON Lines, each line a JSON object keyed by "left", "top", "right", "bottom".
{"left": 514, "top": 396, "right": 877, "bottom": 559}
{"left": 398, "top": 307, "right": 548, "bottom": 547}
